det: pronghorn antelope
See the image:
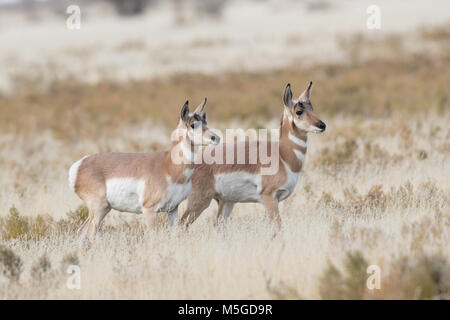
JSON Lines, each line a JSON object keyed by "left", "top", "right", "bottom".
{"left": 179, "top": 82, "right": 326, "bottom": 234}
{"left": 68, "top": 99, "right": 220, "bottom": 241}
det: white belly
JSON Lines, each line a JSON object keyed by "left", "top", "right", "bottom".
{"left": 156, "top": 181, "right": 192, "bottom": 212}
{"left": 106, "top": 178, "right": 145, "bottom": 213}
{"left": 215, "top": 172, "right": 262, "bottom": 203}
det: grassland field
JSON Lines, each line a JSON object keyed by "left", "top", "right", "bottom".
{"left": 0, "top": 19, "right": 449, "bottom": 299}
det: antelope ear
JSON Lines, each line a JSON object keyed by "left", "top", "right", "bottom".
{"left": 180, "top": 100, "right": 189, "bottom": 123}
{"left": 299, "top": 81, "right": 313, "bottom": 102}
{"left": 194, "top": 97, "right": 207, "bottom": 114}
{"left": 283, "top": 83, "right": 294, "bottom": 108}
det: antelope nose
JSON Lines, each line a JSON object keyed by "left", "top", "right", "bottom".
{"left": 317, "top": 121, "right": 326, "bottom": 131}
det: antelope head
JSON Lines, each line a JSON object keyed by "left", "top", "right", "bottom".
{"left": 180, "top": 98, "right": 220, "bottom": 146}
{"left": 283, "top": 82, "right": 326, "bottom": 134}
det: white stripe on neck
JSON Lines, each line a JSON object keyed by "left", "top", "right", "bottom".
{"left": 180, "top": 141, "right": 195, "bottom": 163}
{"left": 293, "top": 149, "right": 306, "bottom": 166}
{"left": 288, "top": 132, "right": 307, "bottom": 148}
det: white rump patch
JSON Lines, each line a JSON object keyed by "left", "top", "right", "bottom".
{"left": 288, "top": 132, "right": 307, "bottom": 148}
{"left": 215, "top": 172, "right": 262, "bottom": 203}
{"left": 106, "top": 178, "right": 145, "bottom": 214}
{"left": 68, "top": 155, "right": 89, "bottom": 192}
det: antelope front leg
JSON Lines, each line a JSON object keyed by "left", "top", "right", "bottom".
{"left": 167, "top": 206, "right": 178, "bottom": 228}
{"left": 143, "top": 207, "right": 159, "bottom": 231}
{"left": 179, "top": 196, "right": 212, "bottom": 229}
{"left": 262, "top": 195, "right": 281, "bottom": 236}
{"left": 215, "top": 200, "right": 235, "bottom": 227}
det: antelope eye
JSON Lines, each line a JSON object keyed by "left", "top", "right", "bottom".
{"left": 190, "top": 121, "right": 201, "bottom": 129}
{"left": 296, "top": 109, "right": 303, "bottom": 116}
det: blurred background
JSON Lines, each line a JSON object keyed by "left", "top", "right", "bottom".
{"left": 0, "top": 0, "right": 449, "bottom": 299}
{"left": 0, "top": 0, "right": 449, "bottom": 131}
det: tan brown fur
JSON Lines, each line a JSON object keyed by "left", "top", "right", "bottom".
{"left": 180, "top": 82, "right": 326, "bottom": 235}
{"left": 69, "top": 99, "right": 219, "bottom": 242}
{"left": 76, "top": 152, "right": 187, "bottom": 208}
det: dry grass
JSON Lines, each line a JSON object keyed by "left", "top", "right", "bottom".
{"left": 0, "top": 29, "right": 449, "bottom": 299}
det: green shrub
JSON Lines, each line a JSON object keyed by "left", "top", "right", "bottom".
{"left": 0, "top": 245, "right": 23, "bottom": 282}
{"left": 0, "top": 206, "right": 29, "bottom": 240}
{"left": 31, "top": 254, "right": 53, "bottom": 283}
{"left": 382, "top": 255, "right": 450, "bottom": 299}
{"left": 55, "top": 205, "right": 89, "bottom": 234}
{"left": 319, "top": 252, "right": 450, "bottom": 299}
{"left": 60, "top": 252, "right": 80, "bottom": 273}
{"left": 320, "top": 251, "right": 368, "bottom": 299}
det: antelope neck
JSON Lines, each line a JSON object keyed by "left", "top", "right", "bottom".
{"left": 279, "top": 113, "right": 308, "bottom": 173}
